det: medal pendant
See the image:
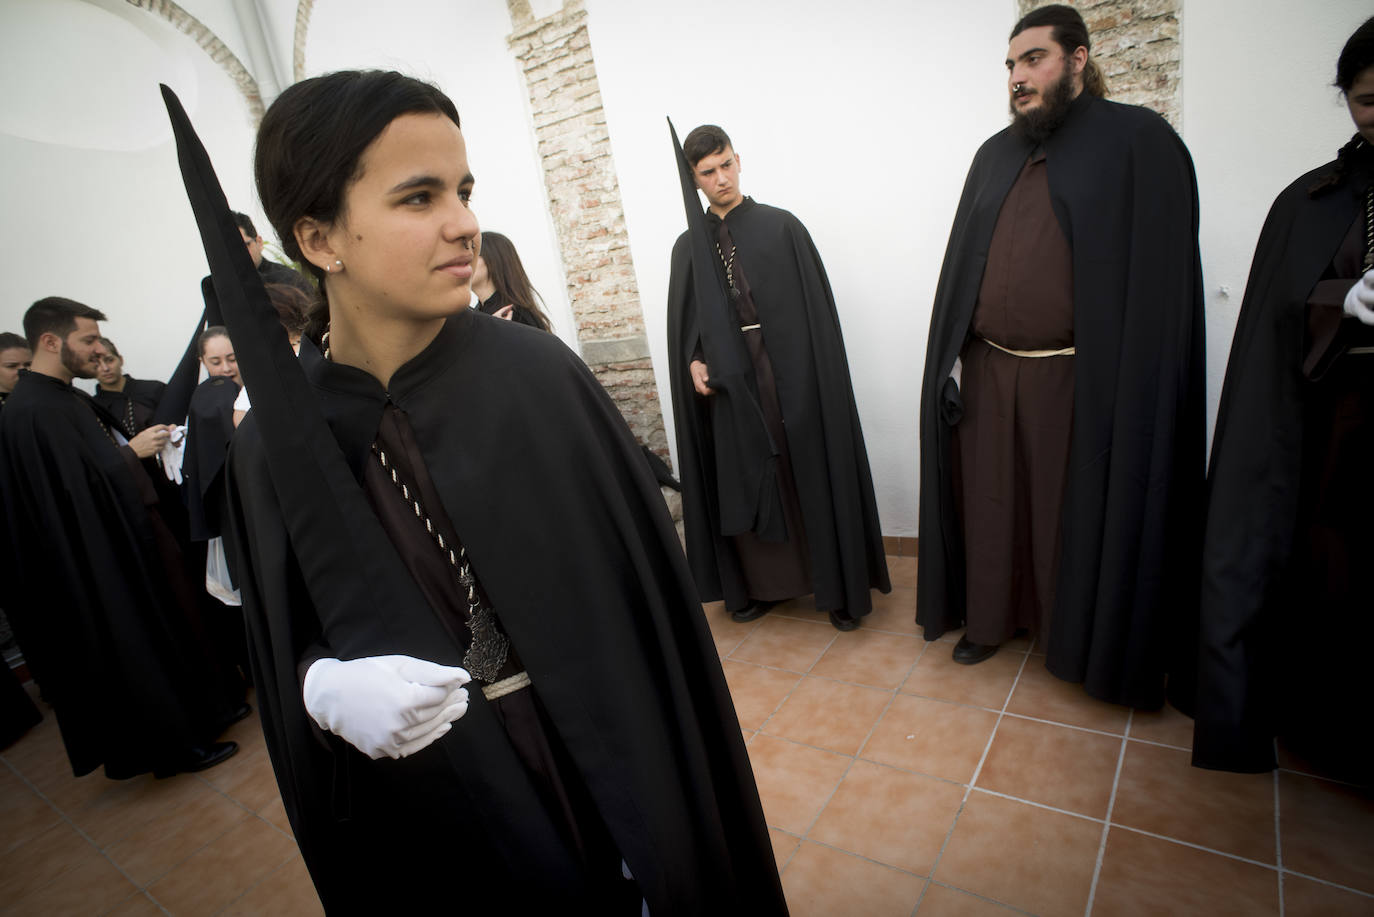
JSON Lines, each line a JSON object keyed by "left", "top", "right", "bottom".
{"left": 463, "top": 606, "right": 510, "bottom": 683}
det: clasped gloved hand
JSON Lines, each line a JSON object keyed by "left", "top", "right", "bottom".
{"left": 1344, "top": 269, "right": 1374, "bottom": 326}
{"left": 303, "top": 655, "right": 471, "bottom": 760}
{"left": 160, "top": 425, "right": 187, "bottom": 484}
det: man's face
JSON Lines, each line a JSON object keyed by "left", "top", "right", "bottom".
{"left": 59, "top": 317, "right": 103, "bottom": 380}
{"left": 240, "top": 228, "right": 265, "bottom": 267}
{"left": 1006, "top": 26, "right": 1082, "bottom": 142}
{"left": 693, "top": 146, "right": 743, "bottom": 213}
{"left": 0, "top": 346, "right": 32, "bottom": 394}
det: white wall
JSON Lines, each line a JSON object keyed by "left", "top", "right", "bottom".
{"left": 1182, "top": 0, "right": 1371, "bottom": 448}
{"left": 303, "top": 0, "right": 579, "bottom": 352}
{"left": 0, "top": 0, "right": 259, "bottom": 389}
{"left": 585, "top": 0, "right": 1014, "bottom": 537}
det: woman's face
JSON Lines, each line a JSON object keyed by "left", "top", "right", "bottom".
{"left": 95, "top": 348, "right": 122, "bottom": 388}
{"left": 201, "top": 335, "right": 240, "bottom": 384}
{"left": 319, "top": 113, "right": 479, "bottom": 326}
{"left": 1349, "top": 66, "right": 1374, "bottom": 146}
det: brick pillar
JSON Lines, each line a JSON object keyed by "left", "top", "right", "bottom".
{"left": 505, "top": 0, "right": 670, "bottom": 465}
{"left": 1016, "top": 0, "right": 1182, "bottom": 127}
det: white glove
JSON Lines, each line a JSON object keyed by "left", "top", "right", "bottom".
{"left": 303, "top": 655, "right": 470, "bottom": 760}
{"left": 1344, "top": 269, "right": 1374, "bottom": 326}
{"left": 949, "top": 355, "right": 964, "bottom": 391}
{"left": 160, "top": 426, "right": 187, "bottom": 484}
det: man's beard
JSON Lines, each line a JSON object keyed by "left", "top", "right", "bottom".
{"left": 60, "top": 342, "right": 96, "bottom": 379}
{"left": 1010, "top": 69, "right": 1077, "bottom": 144}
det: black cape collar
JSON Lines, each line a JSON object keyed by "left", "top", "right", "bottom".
{"left": 706, "top": 195, "right": 757, "bottom": 229}
{"left": 301, "top": 309, "right": 475, "bottom": 481}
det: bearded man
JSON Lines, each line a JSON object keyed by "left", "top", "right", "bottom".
{"left": 916, "top": 4, "right": 1205, "bottom": 712}
{"left": 0, "top": 297, "right": 243, "bottom": 778}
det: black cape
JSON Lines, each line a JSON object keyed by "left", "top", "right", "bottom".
{"left": 667, "top": 198, "right": 890, "bottom": 613}
{"left": 223, "top": 313, "right": 787, "bottom": 914}
{"left": 917, "top": 93, "right": 1206, "bottom": 709}
{"left": 92, "top": 375, "right": 167, "bottom": 436}
{"left": 0, "top": 371, "right": 239, "bottom": 776}
{"left": 183, "top": 376, "right": 240, "bottom": 541}
{"left": 1193, "top": 150, "right": 1371, "bottom": 772}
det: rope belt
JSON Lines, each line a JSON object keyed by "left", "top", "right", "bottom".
{"left": 740, "top": 323, "right": 761, "bottom": 332}
{"left": 481, "top": 670, "right": 531, "bottom": 701}
{"left": 1350, "top": 346, "right": 1374, "bottom": 356}
{"left": 978, "top": 337, "right": 1075, "bottom": 358}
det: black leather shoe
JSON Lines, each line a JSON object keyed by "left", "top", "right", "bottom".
{"left": 731, "top": 600, "right": 776, "bottom": 623}
{"left": 154, "top": 740, "right": 238, "bottom": 778}
{"left": 828, "top": 609, "right": 860, "bottom": 632}
{"left": 952, "top": 635, "right": 998, "bottom": 665}
{"left": 228, "top": 703, "right": 252, "bottom": 725}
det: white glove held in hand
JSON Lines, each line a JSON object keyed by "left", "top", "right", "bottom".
{"left": 303, "top": 655, "right": 470, "bottom": 760}
{"left": 1344, "top": 269, "right": 1374, "bottom": 326}
{"left": 161, "top": 426, "right": 187, "bottom": 484}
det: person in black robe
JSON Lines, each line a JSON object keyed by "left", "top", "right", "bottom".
{"left": 666, "top": 124, "right": 889, "bottom": 631}
{"left": 0, "top": 297, "right": 241, "bottom": 778}
{"left": 163, "top": 73, "right": 786, "bottom": 913}
{"left": 1193, "top": 16, "right": 1374, "bottom": 776}
{"left": 232, "top": 210, "right": 316, "bottom": 297}
{"left": 93, "top": 338, "right": 167, "bottom": 438}
{"left": 472, "top": 230, "right": 555, "bottom": 330}
{"left": 0, "top": 335, "right": 42, "bottom": 749}
{"left": 0, "top": 332, "right": 31, "bottom": 410}
{"left": 917, "top": 5, "right": 1205, "bottom": 709}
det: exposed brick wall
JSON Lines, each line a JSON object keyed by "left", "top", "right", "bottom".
{"left": 1016, "top": 0, "right": 1182, "bottom": 127}
{"left": 125, "top": 0, "right": 264, "bottom": 122}
{"left": 505, "top": 0, "right": 670, "bottom": 464}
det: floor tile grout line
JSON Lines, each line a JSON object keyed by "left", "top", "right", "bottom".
{"left": 919, "top": 646, "right": 1032, "bottom": 906}
{"left": 965, "top": 648, "right": 1031, "bottom": 795}
{"left": 1084, "top": 709, "right": 1132, "bottom": 917}
{"left": 208, "top": 849, "right": 303, "bottom": 917}
{"left": 922, "top": 879, "right": 1042, "bottom": 916}
{"left": 1274, "top": 765, "right": 1370, "bottom": 790}
{"left": 1274, "top": 767, "right": 1285, "bottom": 917}
{"left": 1107, "top": 823, "right": 1283, "bottom": 871}
{"left": 794, "top": 638, "right": 928, "bottom": 843}
{"left": 1, "top": 755, "right": 154, "bottom": 901}
{"left": 1278, "top": 868, "right": 1374, "bottom": 899}
{"left": 996, "top": 709, "right": 1132, "bottom": 741}
{"left": 967, "top": 786, "right": 1108, "bottom": 825}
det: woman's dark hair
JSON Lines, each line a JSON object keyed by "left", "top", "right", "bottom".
{"left": 198, "top": 325, "right": 231, "bottom": 358}
{"left": 478, "top": 231, "right": 553, "bottom": 332}
{"left": 1310, "top": 16, "right": 1374, "bottom": 197}
{"left": 97, "top": 337, "right": 121, "bottom": 360}
{"left": 263, "top": 283, "right": 312, "bottom": 337}
{"left": 0, "top": 332, "right": 30, "bottom": 352}
{"left": 1011, "top": 3, "right": 1108, "bottom": 98}
{"left": 254, "top": 71, "right": 461, "bottom": 322}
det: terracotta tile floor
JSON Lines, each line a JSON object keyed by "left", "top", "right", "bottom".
{"left": 3, "top": 553, "right": 1372, "bottom": 915}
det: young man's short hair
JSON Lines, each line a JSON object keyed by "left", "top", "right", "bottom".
{"left": 23, "top": 297, "right": 108, "bottom": 350}
{"left": 232, "top": 211, "right": 258, "bottom": 239}
{"left": 683, "top": 125, "right": 733, "bottom": 168}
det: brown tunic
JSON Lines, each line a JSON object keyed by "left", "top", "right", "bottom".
{"left": 709, "top": 217, "right": 813, "bottom": 604}
{"left": 362, "top": 404, "right": 638, "bottom": 909}
{"left": 956, "top": 150, "right": 1075, "bottom": 646}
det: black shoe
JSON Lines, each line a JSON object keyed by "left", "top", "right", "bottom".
{"left": 828, "top": 609, "right": 860, "bottom": 632}
{"left": 154, "top": 740, "right": 238, "bottom": 778}
{"left": 228, "top": 703, "right": 251, "bottom": 725}
{"left": 952, "top": 635, "right": 998, "bottom": 665}
{"left": 730, "top": 600, "right": 776, "bottom": 623}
